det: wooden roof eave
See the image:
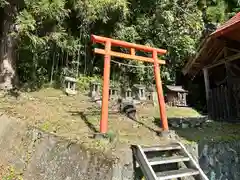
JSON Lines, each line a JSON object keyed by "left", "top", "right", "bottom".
{"left": 183, "top": 37, "right": 226, "bottom": 77}
{"left": 182, "top": 13, "right": 240, "bottom": 78}
{"left": 182, "top": 37, "right": 212, "bottom": 75}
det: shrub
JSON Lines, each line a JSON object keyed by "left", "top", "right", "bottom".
{"left": 76, "top": 75, "right": 102, "bottom": 92}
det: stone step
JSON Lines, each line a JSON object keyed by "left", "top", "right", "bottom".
{"left": 136, "top": 155, "right": 189, "bottom": 167}
{"left": 156, "top": 168, "right": 199, "bottom": 180}
{"left": 142, "top": 143, "right": 181, "bottom": 152}
{"left": 148, "top": 155, "right": 190, "bottom": 166}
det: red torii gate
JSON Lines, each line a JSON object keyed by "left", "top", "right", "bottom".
{"left": 91, "top": 35, "right": 169, "bottom": 134}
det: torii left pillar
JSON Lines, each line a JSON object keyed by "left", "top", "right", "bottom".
{"left": 91, "top": 35, "right": 169, "bottom": 136}
{"left": 101, "top": 40, "right": 111, "bottom": 133}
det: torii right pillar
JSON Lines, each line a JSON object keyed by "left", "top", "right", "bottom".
{"left": 153, "top": 49, "right": 169, "bottom": 133}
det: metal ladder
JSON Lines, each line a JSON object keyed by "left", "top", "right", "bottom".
{"left": 132, "top": 142, "right": 209, "bottom": 180}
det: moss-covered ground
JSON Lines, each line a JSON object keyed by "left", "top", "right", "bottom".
{"left": 1, "top": 88, "right": 239, "bottom": 154}
{"left": 159, "top": 106, "right": 240, "bottom": 143}
{"left": 0, "top": 88, "right": 165, "bottom": 155}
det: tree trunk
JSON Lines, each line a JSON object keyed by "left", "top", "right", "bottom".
{"left": 0, "top": 4, "right": 18, "bottom": 90}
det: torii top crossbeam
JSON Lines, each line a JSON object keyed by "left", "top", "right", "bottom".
{"left": 92, "top": 35, "right": 166, "bottom": 64}
{"left": 92, "top": 35, "right": 167, "bottom": 54}
{"left": 91, "top": 34, "right": 169, "bottom": 135}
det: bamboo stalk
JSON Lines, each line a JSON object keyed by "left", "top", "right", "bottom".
{"left": 50, "top": 47, "right": 55, "bottom": 84}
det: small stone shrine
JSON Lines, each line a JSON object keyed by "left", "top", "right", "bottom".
{"left": 64, "top": 76, "right": 77, "bottom": 95}
{"left": 133, "top": 84, "right": 146, "bottom": 101}
{"left": 165, "top": 85, "right": 188, "bottom": 107}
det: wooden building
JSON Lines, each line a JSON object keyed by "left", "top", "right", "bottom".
{"left": 165, "top": 85, "right": 188, "bottom": 107}
{"left": 182, "top": 12, "right": 240, "bottom": 121}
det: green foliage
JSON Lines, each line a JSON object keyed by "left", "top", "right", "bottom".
{"left": 206, "top": 1, "right": 226, "bottom": 23}
{"left": 13, "top": 0, "right": 75, "bottom": 89}
{"left": 3, "top": 0, "right": 239, "bottom": 93}
{"left": 0, "top": 0, "right": 8, "bottom": 7}
{"left": 76, "top": 75, "right": 102, "bottom": 92}
{"left": 71, "top": 0, "right": 128, "bottom": 23}
{"left": 150, "top": 0, "right": 203, "bottom": 82}
{"left": 114, "top": 25, "right": 140, "bottom": 42}
{"left": 40, "top": 121, "right": 52, "bottom": 131}
{"left": 110, "top": 79, "right": 120, "bottom": 88}
{"left": 15, "top": 10, "right": 36, "bottom": 33}
{"left": 105, "top": 130, "right": 117, "bottom": 142}
{"left": 24, "top": 0, "right": 68, "bottom": 21}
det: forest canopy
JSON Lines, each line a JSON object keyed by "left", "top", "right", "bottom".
{"left": 0, "top": 0, "right": 239, "bottom": 90}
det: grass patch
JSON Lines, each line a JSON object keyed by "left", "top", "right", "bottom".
{"left": 175, "top": 121, "right": 240, "bottom": 142}
{"left": 2, "top": 166, "right": 23, "bottom": 180}
{"left": 154, "top": 106, "right": 202, "bottom": 118}
{"left": 166, "top": 107, "right": 202, "bottom": 118}
{"left": 0, "top": 88, "right": 167, "bottom": 155}
{"left": 1, "top": 87, "right": 239, "bottom": 154}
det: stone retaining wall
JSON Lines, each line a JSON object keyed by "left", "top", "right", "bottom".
{"left": 198, "top": 141, "right": 240, "bottom": 180}
{"left": 0, "top": 115, "right": 239, "bottom": 180}
{"left": 0, "top": 115, "right": 133, "bottom": 180}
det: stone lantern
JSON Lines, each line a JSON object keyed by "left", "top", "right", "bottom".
{"left": 146, "top": 86, "right": 158, "bottom": 106}
{"left": 133, "top": 84, "right": 146, "bottom": 101}
{"left": 123, "top": 87, "right": 133, "bottom": 100}
{"left": 90, "top": 81, "right": 101, "bottom": 98}
{"left": 109, "top": 85, "right": 119, "bottom": 100}
{"left": 64, "top": 76, "right": 77, "bottom": 95}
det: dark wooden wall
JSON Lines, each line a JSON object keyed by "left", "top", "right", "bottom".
{"left": 208, "top": 60, "right": 240, "bottom": 121}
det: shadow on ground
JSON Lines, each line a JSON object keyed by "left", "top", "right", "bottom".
{"left": 69, "top": 111, "right": 99, "bottom": 133}
{"left": 153, "top": 117, "right": 163, "bottom": 128}
{"left": 69, "top": 110, "right": 160, "bottom": 136}
{"left": 132, "top": 118, "right": 160, "bottom": 135}
{"left": 69, "top": 110, "right": 120, "bottom": 133}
